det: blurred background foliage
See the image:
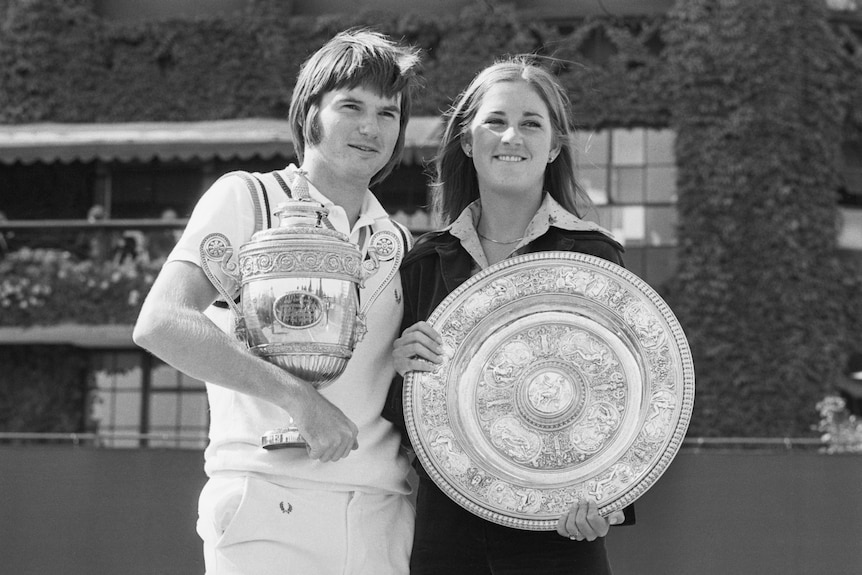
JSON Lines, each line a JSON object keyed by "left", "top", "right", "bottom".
{"left": 0, "top": 247, "right": 158, "bottom": 326}
{"left": 1, "top": 0, "right": 861, "bottom": 438}
{"left": 0, "top": 344, "right": 91, "bottom": 434}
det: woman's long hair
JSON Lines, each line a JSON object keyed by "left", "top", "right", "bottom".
{"left": 431, "top": 56, "right": 591, "bottom": 225}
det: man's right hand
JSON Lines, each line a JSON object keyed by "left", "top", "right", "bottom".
{"left": 291, "top": 390, "right": 359, "bottom": 463}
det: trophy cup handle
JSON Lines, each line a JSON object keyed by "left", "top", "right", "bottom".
{"left": 360, "top": 248, "right": 380, "bottom": 287}
{"left": 199, "top": 233, "right": 246, "bottom": 341}
{"left": 361, "top": 228, "right": 404, "bottom": 286}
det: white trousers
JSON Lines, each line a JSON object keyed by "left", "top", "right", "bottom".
{"left": 197, "top": 476, "right": 414, "bottom": 575}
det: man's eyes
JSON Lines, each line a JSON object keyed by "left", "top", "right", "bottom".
{"left": 339, "top": 103, "right": 398, "bottom": 118}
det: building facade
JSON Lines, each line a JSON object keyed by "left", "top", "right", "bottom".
{"left": 1, "top": 0, "right": 860, "bottom": 445}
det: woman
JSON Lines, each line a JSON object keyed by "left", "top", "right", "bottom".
{"left": 388, "top": 57, "right": 634, "bottom": 574}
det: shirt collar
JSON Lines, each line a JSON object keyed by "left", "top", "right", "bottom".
{"left": 447, "top": 193, "right": 612, "bottom": 238}
{"left": 525, "top": 193, "right": 610, "bottom": 238}
{"left": 282, "top": 164, "right": 388, "bottom": 239}
{"left": 447, "top": 201, "right": 488, "bottom": 268}
{"left": 445, "top": 193, "right": 618, "bottom": 269}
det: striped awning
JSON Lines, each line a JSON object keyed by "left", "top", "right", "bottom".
{"left": 0, "top": 117, "right": 444, "bottom": 165}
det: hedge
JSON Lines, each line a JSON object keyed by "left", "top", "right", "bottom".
{"left": 663, "top": 0, "right": 862, "bottom": 436}
{"left": 0, "top": 345, "right": 92, "bottom": 434}
{"left": 1, "top": 0, "right": 861, "bottom": 438}
{"left": 0, "top": 0, "right": 688, "bottom": 125}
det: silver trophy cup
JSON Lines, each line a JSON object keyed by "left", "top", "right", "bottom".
{"left": 200, "top": 195, "right": 378, "bottom": 449}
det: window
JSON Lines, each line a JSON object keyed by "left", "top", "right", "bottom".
{"left": 839, "top": 141, "right": 862, "bottom": 253}
{"left": 839, "top": 208, "right": 862, "bottom": 250}
{"left": 90, "top": 351, "right": 208, "bottom": 449}
{"left": 575, "top": 128, "right": 679, "bottom": 288}
{"left": 148, "top": 362, "right": 209, "bottom": 448}
{"left": 90, "top": 352, "right": 143, "bottom": 448}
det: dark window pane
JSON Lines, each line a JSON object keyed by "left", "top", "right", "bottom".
{"left": 0, "top": 163, "right": 95, "bottom": 219}
{"left": 111, "top": 162, "right": 203, "bottom": 218}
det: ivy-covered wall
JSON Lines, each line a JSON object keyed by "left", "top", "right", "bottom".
{"left": 663, "top": 0, "right": 862, "bottom": 437}
{"left": 1, "top": 0, "right": 861, "bottom": 438}
{"left": 0, "top": 0, "right": 676, "bottom": 125}
{"left": 0, "top": 345, "right": 91, "bottom": 434}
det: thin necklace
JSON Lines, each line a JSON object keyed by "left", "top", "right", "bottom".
{"left": 476, "top": 211, "right": 525, "bottom": 244}
{"left": 476, "top": 229, "right": 524, "bottom": 244}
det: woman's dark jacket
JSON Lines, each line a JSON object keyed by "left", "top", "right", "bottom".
{"left": 384, "top": 225, "right": 635, "bottom": 525}
{"left": 385, "top": 225, "right": 625, "bottom": 439}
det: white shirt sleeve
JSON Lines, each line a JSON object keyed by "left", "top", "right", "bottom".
{"left": 166, "top": 174, "right": 257, "bottom": 299}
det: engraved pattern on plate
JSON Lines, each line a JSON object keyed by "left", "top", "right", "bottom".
{"left": 474, "top": 321, "right": 629, "bottom": 471}
{"left": 405, "top": 252, "right": 695, "bottom": 531}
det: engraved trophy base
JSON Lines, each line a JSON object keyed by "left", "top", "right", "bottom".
{"left": 261, "top": 426, "right": 307, "bottom": 450}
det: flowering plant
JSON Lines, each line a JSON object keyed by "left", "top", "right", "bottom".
{"left": 815, "top": 394, "right": 862, "bottom": 454}
{"left": 0, "top": 247, "right": 161, "bottom": 326}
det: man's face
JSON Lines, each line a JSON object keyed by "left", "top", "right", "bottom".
{"left": 305, "top": 85, "right": 402, "bottom": 187}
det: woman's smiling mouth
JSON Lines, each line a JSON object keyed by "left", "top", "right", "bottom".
{"left": 495, "top": 155, "right": 525, "bottom": 162}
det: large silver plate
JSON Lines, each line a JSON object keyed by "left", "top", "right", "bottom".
{"left": 404, "top": 252, "right": 694, "bottom": 530}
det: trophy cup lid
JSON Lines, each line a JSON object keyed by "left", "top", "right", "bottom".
{"left": 251, "top": 197, "right": 349, "bottom": 243}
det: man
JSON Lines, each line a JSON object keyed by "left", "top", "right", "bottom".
{"left": 133, "top": 29, "right": 421, "bottom": 575}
